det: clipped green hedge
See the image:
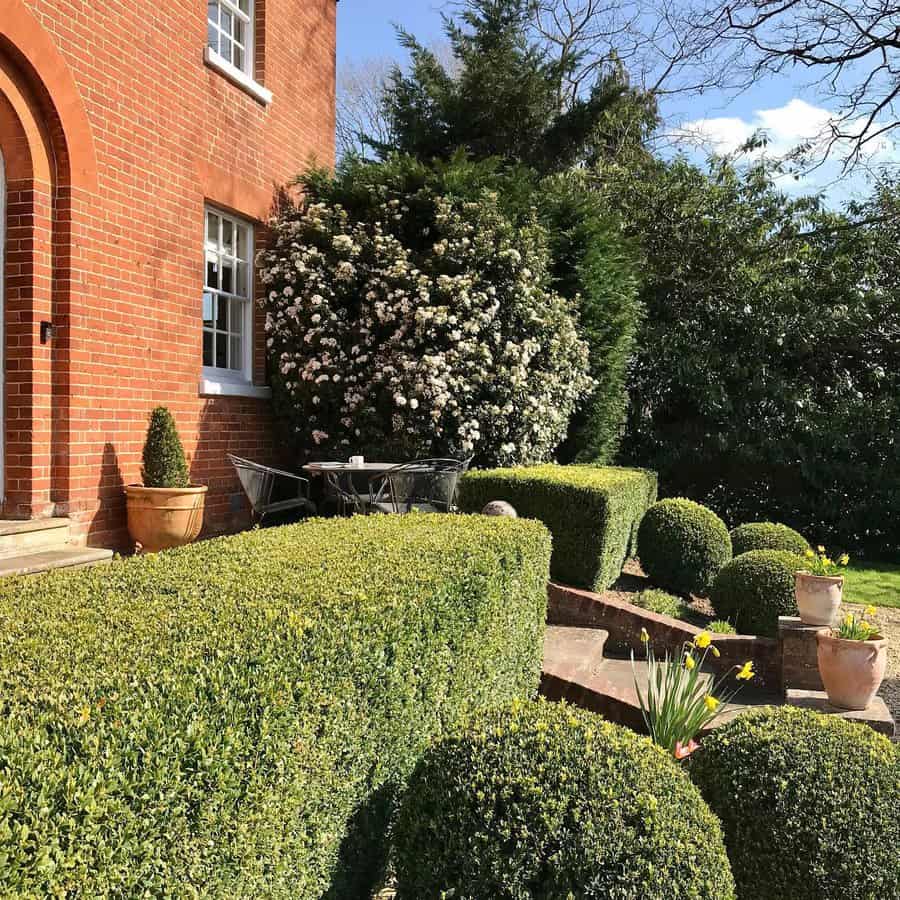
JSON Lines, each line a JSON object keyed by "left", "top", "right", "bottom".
{"left": 690, "top": 707, "right": 900, "bottom": 900}
{"left": 709, "top": 549, "right": 803, "bottom": 636}
{"left": 730, "top": 521, "right": 810, "bottom": 556}
{"left": 458, "top": 464, "right": 658, "bottom": 590}
{"left": 394, "top": 699, "right": 736, "bottom": 899}
{"left": 638, "top": 498, "right": 732, "bottom": 596}
{"left": 0, "top": 515, "right": 551, "bottom": 898}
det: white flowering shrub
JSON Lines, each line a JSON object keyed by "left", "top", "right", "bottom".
{"left": 258, "top": 165, "right": 592, "bottom": 465}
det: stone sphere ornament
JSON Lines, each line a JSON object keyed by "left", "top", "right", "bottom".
{"left": 482, "top": 500, "right": 518, "bottom": 518}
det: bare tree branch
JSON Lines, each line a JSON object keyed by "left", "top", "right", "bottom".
{"left": 336, "top": 57, "right": 395, "bottom": 160}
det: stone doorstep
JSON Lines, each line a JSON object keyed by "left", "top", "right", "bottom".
{"left": 0, "top": 547, "right": 114, "bottom": 578}
{"left": 0, "top": 517, "right": 72, "bottom": 559}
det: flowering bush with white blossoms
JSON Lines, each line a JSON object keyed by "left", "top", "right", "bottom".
{"left": 258, "top": 168, "right": 592, "bottom": 464}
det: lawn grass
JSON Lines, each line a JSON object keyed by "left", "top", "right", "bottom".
{"left": 843, "top": 560, "right": 900, "bottom": 609}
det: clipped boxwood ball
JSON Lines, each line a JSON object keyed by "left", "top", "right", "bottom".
{"left": 394, "top": 699, "right": 736, "bottom": 899}
{"left": 637, "top": 498, "right": 732, "bottom": 596}
{"left": 709, "top": 549, "right": 802, "bottom": 636}
{"left": 730, "top": 521, "right": 810, "bottom": 556}
{"left": 690, "top": 706, "right": 900, "bottom": 900}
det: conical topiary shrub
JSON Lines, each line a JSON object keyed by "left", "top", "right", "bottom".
{"left": 141, "top": 406, "right": 190, "bottom": 488}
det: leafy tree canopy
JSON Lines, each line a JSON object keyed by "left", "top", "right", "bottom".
{"left": 372, "top": 0, "right": 657, "bottom": 173}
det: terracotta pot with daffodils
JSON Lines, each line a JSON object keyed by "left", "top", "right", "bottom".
{"left": 817, "top": 607, "right": 888, "bottom": 711}
{"left": 795, "top": 547, "right": 849, "bottom": 626}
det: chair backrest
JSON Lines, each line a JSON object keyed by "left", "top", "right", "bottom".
{"left": 228, "top": 454, "right": 274, "bottom": 515}
{"left": 379, "top": 458, "right": 465, "bottom": 512}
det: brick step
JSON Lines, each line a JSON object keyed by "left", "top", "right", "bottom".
{"left": 0, "top": 518, "right": 71, "bottom": 558}
{"left": 0, "top": 547, "right": 114, "bottom": 578}
{"left": 540, "top": 627, "right": 895, "bottom": 738}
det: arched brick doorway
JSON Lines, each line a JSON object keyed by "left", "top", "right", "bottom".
{"left": 0, "top": 8, "right": 96, "bottom": 521}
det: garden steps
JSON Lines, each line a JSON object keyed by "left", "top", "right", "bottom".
{"left": 540, "top": 624, "right": 896, "bottom": 738}
{"left": 0, "top": 518, "right": 113, "bottom": 577}
{"left": 0, "top": 547, "right": 114, "bottom": 578}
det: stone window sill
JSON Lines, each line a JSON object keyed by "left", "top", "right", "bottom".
{"left": 199, "top": 375, "right": 272, "bottom": 400}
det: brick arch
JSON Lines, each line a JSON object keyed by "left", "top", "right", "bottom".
{"left": 0, "top": 0, "right": 97, "bottom": 192}
{"left": 0, "top": 7, "right": 95, "bottom": 517}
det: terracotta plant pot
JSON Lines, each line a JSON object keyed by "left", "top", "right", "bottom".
{"left": 816, "top": 629, "right": 888, "bottom": 710}
{"left": 125, "top": 484, "right": 208, "bottom": 553}
{"left": 795, "top": 572, "right": 843, "bottom": 626}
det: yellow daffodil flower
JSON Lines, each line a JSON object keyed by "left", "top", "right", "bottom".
{"left": 704, "top": 695, "right": 720, "bottom": 712}
{"left": 817, "top": 545, "right": 826, "bottom": 553}
{"left": 736, "top": 661, "right": 755, "bottom": 681}
{"left": 640, "top": 627, "right": 650, "bottom": 643}
{"left": 865, "top": 605, "right": 877, "bottom": 617}
{"left": 684, "top": 654, "right": 696, "bottom": 671}
{"left": 710, "top": 645, "right": 721, "bottom": 658}
{"left": 805, "top": 548, "right": 815, "bottom": 558}
{"left": 695, "top": 631, "right": 712, "bottom": 649}
{"left": 839, "top": 554, "right": 850, "bottom": 566}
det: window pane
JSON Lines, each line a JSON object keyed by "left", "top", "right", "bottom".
{"left": 216, "top": 296, "right": 228, "bottom": 330}
{"left": 237, "top": 0, "right": 250, "bottom": 14}
{"left": 202, "top": 292, "right": 215, "bottom": 326}
{"left": 222, "top": 219, "right": 234, "bottom": 255}
{"left": 206, "top": 258, "right": 218, "bottom": 290}
{"left": 216, "top": 333, "right": 227, "bottom": 368}
{"left": 233, "top": 43, "right": 245, "bottom": 72}
{"left": 206, "top": 211, "right": 219, "bottom": 247}
{"left": 220, "top": 9, "right": 233, "bottom": 39}
{"left": 207, "top": 23, "right": 219, "bottom": 55}
{"left": 221, "top": 261, "right": 234, "bottom": 295}
{"left": 229, "top": 334, "right": 243, "bottom": 370}
{"left": 235, "top": 226, "right": 248, "bottom": 261}
{"left": 203, "top": 331, "right": 214, "bottom": 367}
{"left": 236, "top": 262, "right": 250, "bottom": 298}
{"left": 207, "top": 0, "right": 220, "bottom": 26}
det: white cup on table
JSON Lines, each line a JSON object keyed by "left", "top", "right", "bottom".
{"left": 350, "top": 456, "right": 365, "bottom": 467}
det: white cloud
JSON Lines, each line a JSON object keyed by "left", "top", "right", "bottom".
{"left": 676, "top": 98, "right": 898, "bottom": 204}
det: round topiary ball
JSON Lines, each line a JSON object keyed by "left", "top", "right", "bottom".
{"left": 689, "top": 706, "right": 900, "bottom": 900}
{"left": 730, "top": 521, "right": 810, "bottom": 556}
{"left": 637, "top": 498, "right": 732, "bottom": 596}
{"left": 709, "top": 549, "right": 803, "bottom": 636}
{"left": 394, "top": 699, "right": 736, "bottom": 899}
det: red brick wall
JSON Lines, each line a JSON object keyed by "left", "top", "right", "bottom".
{"left": 2, "top": 0, "right": 336, "bottom": 548}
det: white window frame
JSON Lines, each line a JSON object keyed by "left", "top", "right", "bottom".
{"left": 200, "top": 207, "right": 270, "bottom": 399}
{"left": 205, "top": 0, "right": 272, "bottom": 105}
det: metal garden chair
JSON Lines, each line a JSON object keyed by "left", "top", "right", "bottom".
{"left": 367, "top": 458, "right": 466, "bottom": 514}
{"left": 228, "top": 454, "right": 316, "bottom": 524}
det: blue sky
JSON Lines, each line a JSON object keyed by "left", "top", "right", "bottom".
{"left": 336, "top": 1, "right": 892, "bottom": 206}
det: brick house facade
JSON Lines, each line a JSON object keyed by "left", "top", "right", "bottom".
{"left": 0, "top": 0, "right": 336, "bottom": 549}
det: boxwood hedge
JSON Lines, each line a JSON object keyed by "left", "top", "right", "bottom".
{"left": 637, "top": 498, "right": 732, "bottom": 597}
{"left": 0, "top": 514, "right": 551, "bottom": 898}
{"left": 690, "top": 706, "right": 900, "bottom": 900}
{"left": 729, "top": 521, "right": 810, "bottom": 556}
{"left": 709, "top": 549, "right": 804, "bottom": 636}
{"left": 394, "top": 699, "right": 736, "bottom": 899}
{"left": 458, "top": 464, "right": 658, "bottom": 590}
